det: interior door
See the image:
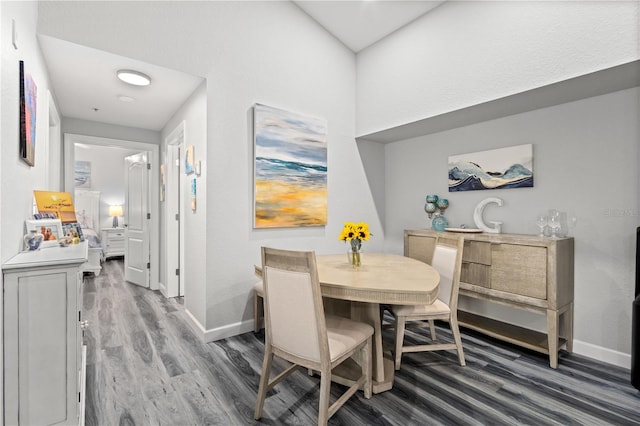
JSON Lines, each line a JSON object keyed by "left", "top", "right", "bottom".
{"left": 165, "top": 143, "right": 182, "bottom": 298}
{"left": 124, "top": 152, "right": 150, "bottom": 287}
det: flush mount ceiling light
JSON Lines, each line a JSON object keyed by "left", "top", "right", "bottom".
{"left": 116, "top": 69, "right": 151, "bottom": 86}
{"left": 117, "top": 95, "right": 135, "bottom": 103}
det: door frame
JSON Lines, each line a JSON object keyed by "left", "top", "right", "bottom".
{"left": 163, "top": 122, "right": 185, "bottom": 298}
{"left": 63, "top": 133, "right": 160, "bottom": 291}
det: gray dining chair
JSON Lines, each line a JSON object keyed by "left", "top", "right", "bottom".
{"left": 387, "top": 233, "right": 466, "bottom": 369}
{"left": 254, "top": 247, "right": 373, "bottom": 426}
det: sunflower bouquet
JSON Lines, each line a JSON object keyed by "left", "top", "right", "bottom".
{"left": 339, "top": 222, "right": 372, "bottom": 266}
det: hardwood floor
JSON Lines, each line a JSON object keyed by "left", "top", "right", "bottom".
{"left": 84, "top": 260, "right": 640, "bottom": 425}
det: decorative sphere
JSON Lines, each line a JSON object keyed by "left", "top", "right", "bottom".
{"left": 432, "top": 214, "right": 449, "bottom": 232}
{"left": 424, "top": 203, "right": 437, "bottom": 214}
{"left": 426, "top": 194, "right": 439, "bottom": 204}
{"left": 436, "top": 198, "right": 449, "bottom": 209}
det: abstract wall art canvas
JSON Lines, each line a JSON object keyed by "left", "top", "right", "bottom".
{"left": 185, "top": 145, "right": 194, "bottom": 175}
{"left": 253, "top": 103, "right": 328, "bottom": 228}
{"left": 19, "top": 60, "right": 37, "bottom": 166}
{"left": 448, "top": 144, "right": 533, "bottom": 192}
{"left": 74, "top": 161, "right": 91, "bottom": 187}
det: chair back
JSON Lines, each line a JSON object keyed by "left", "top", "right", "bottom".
{"left": 261, "top": 247, "right": 327, "bottom": 363}
{"left": 431, "top": 235, "right": 464, "bottom": 309}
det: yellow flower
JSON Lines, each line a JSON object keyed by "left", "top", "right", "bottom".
{"left": 339, "top": 221, "right": 372, "bottom": 243}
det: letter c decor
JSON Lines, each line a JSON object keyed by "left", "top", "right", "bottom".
{"left": 473, "top": 197, "right": 503, "bottom": 233}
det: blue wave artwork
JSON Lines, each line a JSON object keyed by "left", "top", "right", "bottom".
{"left": 448, "top": 144, "right": 533, "bottom": 192}
{"left": 254, "top": 104, "right": 328, "bottom": 228}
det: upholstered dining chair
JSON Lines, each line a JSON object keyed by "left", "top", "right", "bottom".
{"left": 254, "top": 247, "right": 373, "bottom": 426}
{"left": 388, "top": 233, "right": 466, "bottom": 370}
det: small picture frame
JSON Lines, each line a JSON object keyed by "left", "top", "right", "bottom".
{"left": 26, "top": 219, "right": 63, "bottom": 247}
{"left": 62, "top": 222, "right": 85, "bottom": 242}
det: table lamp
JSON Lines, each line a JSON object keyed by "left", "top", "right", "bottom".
{"left": 108, "top": 205, "right": 123, "bottom": 228}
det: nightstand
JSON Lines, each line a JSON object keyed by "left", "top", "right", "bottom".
{"left": 102, "top": 228, "right": 125, "bottom": 258}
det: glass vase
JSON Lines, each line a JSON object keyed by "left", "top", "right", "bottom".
{"left": 348, "top": 239, "right": 362, "bottom": 267}
{"left": 347, "top": 248, "right": 361, "bottom": 268}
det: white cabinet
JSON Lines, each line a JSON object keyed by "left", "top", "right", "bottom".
{"left": 101, "top": 228, "right": 125, "bottom": 258}
{"left": 2, "top": 242, "right": 88, "bottom": 425}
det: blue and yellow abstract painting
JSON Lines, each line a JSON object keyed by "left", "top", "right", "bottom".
{"left": 448, "top": 144, "right": 533, "bottom": 192}
{"left": 254, "top": 104, "right": 328, "bottom": 228}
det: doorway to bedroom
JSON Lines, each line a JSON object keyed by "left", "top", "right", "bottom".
{"left": 64, "top": 134, "right": 160, "bottom": 290}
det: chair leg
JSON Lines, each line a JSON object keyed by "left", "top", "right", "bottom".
{"left": 394, "top": 316, "right": 406, "bottom": 370}
{"left": 363, "top": 336, "right": 372, "bottom": 399}
{"left": 253, "top": 292, "right": 263, "bottom": 333}
{"left": 318, "top": 370, "right": 331, "bottom": 426}
{"left": 450, "top": 317, "right": 466, "bottom": 367}
{"left": 428, "top": 319, "right": 437, "bottom": 340}
{"left": 254, "top": 348, "right": 273, "bottom": 420}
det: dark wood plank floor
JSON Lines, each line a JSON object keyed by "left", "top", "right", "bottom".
{"left": 84, "top": 260, "right": 640, "bottom": 425}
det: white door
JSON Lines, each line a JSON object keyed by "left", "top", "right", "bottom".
{"left": 124, "top": 152, "right": 150, "bottom": 287}
{"left": 165, "top": 143, "right": 183, "bottom": 297}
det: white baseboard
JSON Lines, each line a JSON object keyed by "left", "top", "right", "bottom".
{"left": 157, "top": 280, "right": 167, "bottom": 297}
{"left": 202, "top": 320, "right": 255, "bottom": 342}
{"left": 573, "top": 339, "right": 631, "bottom": 369}
{"left": 182, "top": 309, "right": 207, "bottom": 342}
{"left": 180, "top": 313, "right": 632, "bottom": 370}
{"left": 182, "top": 310, "right": 255, "bottom": 343}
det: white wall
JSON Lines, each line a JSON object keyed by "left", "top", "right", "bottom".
{"left": 63, "top": 117, "right": 160, "bottom": 146}
{"left": 1, "top": 1, "right": 55, "bottom": 260}
{"left": 354, "top": 0, "right": 640, "bottom": 367}
{"left": 75, "top": 144, "right": 143, "bottom": 230}
{"left": 161, "top": 82, "right": 207, "bottom": 324}
{"left": 1, "top": 1, "right": 55, "bottom": 417}
{"left": 383, "top": 87, "right": 639, "bottom": 366}
{"left": 356, "top": 1, "right": 640, "bottom": 136}
{"left": 37, "top": 1, "right": 379, "bottom": 339}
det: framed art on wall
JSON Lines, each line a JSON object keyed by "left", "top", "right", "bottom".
{"left": 448, "top": 144, "right": 533, "bottom": 192}
{"left": 253, "top": 103, "right": 328, "bottom": 228}
{"left": 19, "top": 60, "right": 37, "bottom": 166}
{"left": 74, "top": 161, "right": 91, "bottom": 187}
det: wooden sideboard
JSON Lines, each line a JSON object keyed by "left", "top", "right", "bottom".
{"left": 2, "top": 242, "right": 88, "bottom": 425}
{"left": 404, "top": 229, "right": 574, "bottom": 368}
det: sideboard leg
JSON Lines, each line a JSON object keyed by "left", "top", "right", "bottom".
{"left": 547, "top": 309, "right": 560, "bottom": 369}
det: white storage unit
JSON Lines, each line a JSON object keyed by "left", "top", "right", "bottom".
{"left": 101, "top": 228, "right": 125, "bottom": 258}
{"left": 2, "top": 242, "right": 88, "bottom": 425}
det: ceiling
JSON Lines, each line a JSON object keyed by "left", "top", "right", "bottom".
{"left": 294, "top": 1, "right": 444, "bottom": 52}
{"left": 38, "top": 35, "right": 205, "bottom": 132}
{"left": 39, "top": 1, "right": 443, "bottom": 131}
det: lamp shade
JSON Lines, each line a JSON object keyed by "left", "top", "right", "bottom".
{"left": 108, "top": 205, "right": 123, "bottom": 217}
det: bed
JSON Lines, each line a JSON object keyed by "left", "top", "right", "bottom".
{"left": 74, "top": 189, "right": 104, "bottom": 275}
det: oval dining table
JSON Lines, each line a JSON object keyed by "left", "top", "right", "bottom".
{"left": 314, "top": 253, "right": 440, "bottom": 393}
{"left": 286, "top": 252, "right": 440, "bottom": 394}
{"left": 255, "top": 252, "right": 439, "bottom": 393}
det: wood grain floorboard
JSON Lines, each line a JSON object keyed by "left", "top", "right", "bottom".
{"left": 84, "top": 260, "right": 640, "bottom": 425}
